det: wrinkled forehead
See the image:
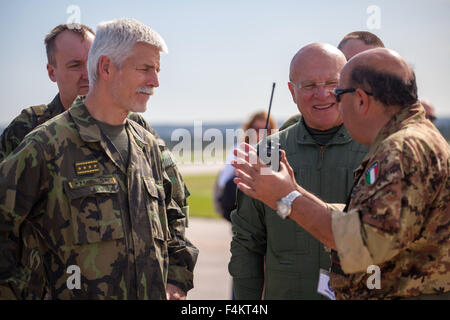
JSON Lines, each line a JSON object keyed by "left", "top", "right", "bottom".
{"left": 291, "top": 51, "right": 345, "bottom": 82}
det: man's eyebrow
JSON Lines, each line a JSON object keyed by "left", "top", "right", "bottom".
{"left": 138, "top": 63, "right": 160, "bottom": 71}
{"left": 65, "top": 59, "right": 82, "bottom": 66}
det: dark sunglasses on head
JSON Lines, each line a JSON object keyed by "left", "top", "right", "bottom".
{"left": 333, "top": 88, "right": 373, "bottom": 102}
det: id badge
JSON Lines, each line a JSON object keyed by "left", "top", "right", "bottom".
{"left": 317, "top": 269, "right": 336, "bottom": 300}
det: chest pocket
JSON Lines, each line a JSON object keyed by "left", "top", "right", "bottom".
{"left": 64, "top": 175, "right": 124, "bottom": 245}
{"left": 143, "top": 178, "right": 171, "bottom": 241}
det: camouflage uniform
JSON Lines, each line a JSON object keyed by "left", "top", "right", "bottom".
{"left": 0, "top": 102, "right": 197, "bottom": 299}
{"left": 329, "top": 103, "right": 450, "bottom": 299}
{"left": 0, "top": 94, "right": 65, "bottom": 162}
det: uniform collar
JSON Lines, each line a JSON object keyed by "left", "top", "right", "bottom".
{"left": 354, "top": 102, "right": 425, "bottom": 178}
{"left": 295, "top": 116, "right": 352, "bottom": 146}
{"left": 48, "top": 93, "right": 66, "bottom": 116}
{"left": 371, "top": 102, "right": 425, "bottom": 151}
{"left": 69, "top": 100, "right": 148, "bottom": 147}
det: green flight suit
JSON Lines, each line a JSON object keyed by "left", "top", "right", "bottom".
{"left": 229, "top": 117, "right": 368, "bottom": 299}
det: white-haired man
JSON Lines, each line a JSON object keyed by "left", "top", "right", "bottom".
{"left": 0, "top": 18, "right": 198, "bottom": 300}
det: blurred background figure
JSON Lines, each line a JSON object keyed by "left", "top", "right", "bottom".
{"left": 213, "top": 111, "right": 277, "bottom": 222}
{"left": 421, "top": 98, "right": 437, "bottom": 123}
{"left": 337, "top": 30, "right": 385, "bottom": 60}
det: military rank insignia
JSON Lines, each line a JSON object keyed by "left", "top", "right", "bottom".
{"left": 75, "top": 160, "right": 100, "bottom": 175}
{"left": 365, "top": 162, "right": 379, "bottom": 185}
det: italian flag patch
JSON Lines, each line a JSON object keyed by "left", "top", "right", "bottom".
{"left": 365, "top": 162, "right": 379, "bottom": 185}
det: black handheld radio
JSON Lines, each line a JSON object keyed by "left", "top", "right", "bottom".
{"left": 256, "top": 82, "right": 281, "bottom": 171}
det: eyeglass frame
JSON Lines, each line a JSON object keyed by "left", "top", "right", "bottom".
{"left": 289, "top": 79, "right": 339, "bottom": 93}
{"left": 333, "top": 88, "right": 373, "bottom": 103}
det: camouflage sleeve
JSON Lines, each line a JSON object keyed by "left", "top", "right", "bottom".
{"left": 327, "top": 203, "right": 346, "bottom": 211}
{"left": 0, "top": 110, "right": 36, "bottom": 162}
{"left": 129, "top": 114, "right": 198, "bottom": 292}
{"left": 162, "top": 165, "right": 198, "bottom": 294}
{"left": 0, "top": 136, "right": 47, "bottom": 299}
{"left": 229, "top": 190, "right": 266, "bottom": 299}
{"left": 332, "top": 143, "right": 431, "bottom": 274}
{"left": 155, "top": 129, "right": 197, "bottom": 292}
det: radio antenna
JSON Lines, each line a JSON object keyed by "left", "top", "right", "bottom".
{"left": 265, "top": 82, "right": 276, "bottom": 130}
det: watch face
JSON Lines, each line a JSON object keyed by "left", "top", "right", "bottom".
{"left": 277, "top": 201, "right": 289, "bottom": 217}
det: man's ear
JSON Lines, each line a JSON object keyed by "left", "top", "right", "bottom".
{"left": 47, "top": 64, "right": 57, "bottom": 82}
{"left": 97, "top": 55, "right": 113, "bottom": 81}
{"left": 288, "top": 82, "right": 297, "bottom": 104}
{"left": 355, "top": 88, "right": 370, "bottom": 116}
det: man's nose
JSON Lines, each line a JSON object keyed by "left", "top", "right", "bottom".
{"left": 81, "top": 64, "right": 89, "bottom": 80}
{"left": 147, "top": 71, "right": 159, "bottom": 88}
{"left": 314, "top": 85, "right": 333, "bottom": 99}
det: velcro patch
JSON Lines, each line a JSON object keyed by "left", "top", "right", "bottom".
{"left": 30, "top": 104, "right": 46, "bottom": 117}
{"left": 161, "top": 150, "right": 175, "bottom": 169}
{"left": 365, "top": 161, "right": 379, "bottom": 185}
{"left": 74, "top": 160, "right": 100, "bottom": 175}
{"left": 67, "top": 176, "right": 116, "bottom": 189}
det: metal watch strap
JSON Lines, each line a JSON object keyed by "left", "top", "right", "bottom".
{"left": 284, "top": 190, "right": 302, "bottom": 206}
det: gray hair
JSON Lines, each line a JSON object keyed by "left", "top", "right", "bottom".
{"left": 88, "top": 18, "right": 168, "bottom": 87}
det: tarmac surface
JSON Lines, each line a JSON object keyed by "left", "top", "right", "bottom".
{"left": 185, "top": 217, "right": 233, "bottom": 300}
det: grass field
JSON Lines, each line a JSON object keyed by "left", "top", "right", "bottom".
{"left": 184, "top": 174, "right": 222, "bottom": 219}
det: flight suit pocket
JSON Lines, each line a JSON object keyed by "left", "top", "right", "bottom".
{"left": 143, "top": 178, "right": 170, "bottom": 241}
{"left": 64, "top": 175, "right": 124, "bottom": 245}
{"left": 266, "top": 167, "right": 311, "bottom": 255}
{"left": 267, "top": 212, "right": 309, "bottom": 254}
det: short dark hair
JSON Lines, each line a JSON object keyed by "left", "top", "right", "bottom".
{"left": 338, "top": 31, "right": 385, "bottom": 50}
{"left": 44, "top": 23, "right": 95, "bottom": 66}
{"left": 349, "top": 66, "right": 418, "bottom": 108}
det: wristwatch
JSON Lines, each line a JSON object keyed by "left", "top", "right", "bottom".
{"left": 276, "top": 190, "right": 302, "bottom": 219}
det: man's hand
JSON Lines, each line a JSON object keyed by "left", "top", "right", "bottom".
{"left": 166, "top": 283, "right": 186, "bottom": 300}
{"left": 231, "top": 143, "right": 299, "bottom": 209}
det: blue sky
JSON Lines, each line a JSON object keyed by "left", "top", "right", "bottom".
{"left": 0, "top": 0, "right": 449, "bottom": 125}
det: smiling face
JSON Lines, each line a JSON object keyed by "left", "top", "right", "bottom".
{"left": 47, "top": 30, "right": 94, "bottom": 109}
{"left": 288, "top": 45, "right": 346, "bottom": 130}
{"left": 109, "top": 42, "right": 160, "bottom": 114}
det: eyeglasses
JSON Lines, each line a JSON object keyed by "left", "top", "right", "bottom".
{"left": 333, "top": 88, "right": 373, "bottom": 102}
{"left": 290, "top": 79, "right": 338, "bottom": 93}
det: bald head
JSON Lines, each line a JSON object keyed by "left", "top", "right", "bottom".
{"left": 341, "top": 48, "right": 418, "bottom": 108}
{"left": 288, "top": 43, "right": 346, "bottom": 130}
{"left": 345, "top": 48, "right": 413, "bottom": 79}
{"left": 289, "top": 43, "right": 346, "bottom": 82}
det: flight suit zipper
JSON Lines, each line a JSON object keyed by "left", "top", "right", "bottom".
{"left": 317, "top": 145, "right": 326, "bottom": 170}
